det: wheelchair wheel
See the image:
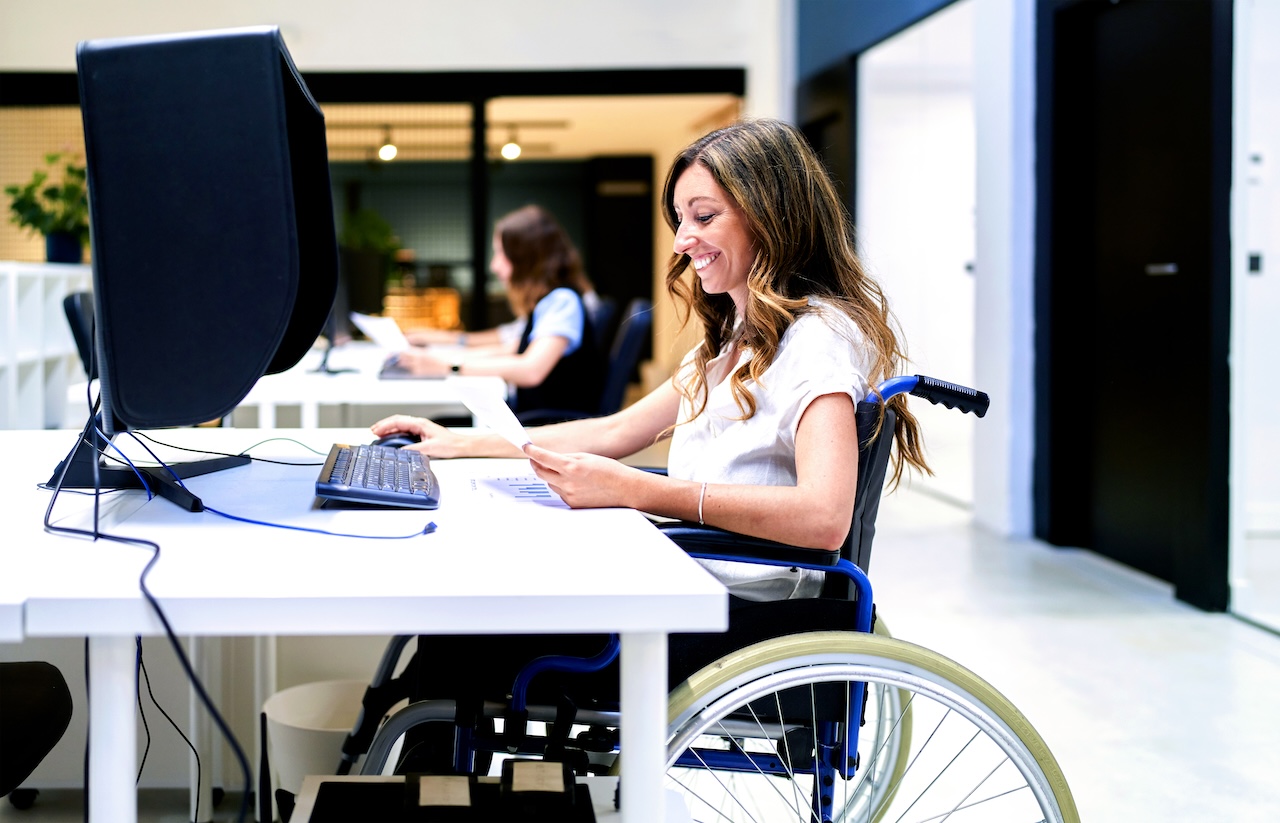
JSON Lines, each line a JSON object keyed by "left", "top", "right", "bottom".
{"left": 665, "top": 631, "right": 1078, "bottom": 823}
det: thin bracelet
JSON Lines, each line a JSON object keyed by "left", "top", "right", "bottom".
{"left": 698, "top": 481, "right": 707, "bottom": 525}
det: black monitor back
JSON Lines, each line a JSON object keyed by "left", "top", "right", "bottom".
{"left": 77, "top": 26, "right": 337, "bottom": 434}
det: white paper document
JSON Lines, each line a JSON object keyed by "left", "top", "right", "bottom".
{"left": 349, "top": 312, "right": 409, "bottom": 351}
{"left": 447, "top": 376, "right": 531, "bottom": 449}
{"left": 467, "top": 474, "right": 568, "bottom": 507}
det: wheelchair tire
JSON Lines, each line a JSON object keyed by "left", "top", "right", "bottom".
{"left": 665, "top": 631, "right": 1078, "bottom": 823}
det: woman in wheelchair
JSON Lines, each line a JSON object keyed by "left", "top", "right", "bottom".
{"left": 362, "top": 118, "right": 1077, "bottom": 823}
{"left": 370, "top": 110, "right": 925, "bottom": 756}
{"left": 373, "top": 117, "right": 928, "bottom": 596}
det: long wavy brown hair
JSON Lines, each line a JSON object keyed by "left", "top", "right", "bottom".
{"left": 661, "top": 117, "right": 929, "bottom": 486}
{"left": 496, "top": 204, "right": 594, "bottom": 317}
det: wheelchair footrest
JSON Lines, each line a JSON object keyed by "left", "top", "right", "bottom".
{"left": 302, "top": 765, "right": 598, "bottom": 822}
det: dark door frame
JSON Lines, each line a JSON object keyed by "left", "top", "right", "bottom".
{"left": 1033, "top": 0, "right": 1234, "bottom": 611}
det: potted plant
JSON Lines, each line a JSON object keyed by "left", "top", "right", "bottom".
{"left": 4, "top": 152, "right": 90, "bottom": 264}
{"left": 339, "top": 207, "right": 401, "bottom": 315}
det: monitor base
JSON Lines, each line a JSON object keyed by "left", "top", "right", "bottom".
{"left": 49, "top": 426, "right": 249, "bottom": 512}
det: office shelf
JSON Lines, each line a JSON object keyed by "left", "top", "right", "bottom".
{"left": 0, "top": 261, "right": 92, "bottom": 429}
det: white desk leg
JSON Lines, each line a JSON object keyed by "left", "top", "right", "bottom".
{"left": 300, "top": 401, "right": 318, "bottom": 429}
{"left": 88, "top": 635, "right": 137, "bottom": 823}
{"left": 620, "top": 632, "right": 667, "bottom": 823}
{"left": 259, "top": 402, "right": 277, "bottom": 429}
{"left": 189, "top": 636, "right": 215, "bottom": 823}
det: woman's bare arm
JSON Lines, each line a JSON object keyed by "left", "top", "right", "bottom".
{"left": 370, "top": 376, "right": 684, "bottom": 461}
{"left": 393, "top": 334, "right": 567, "bottom": 384}
{"left": 525, "top": 391, "right": 859, "bottom": 550}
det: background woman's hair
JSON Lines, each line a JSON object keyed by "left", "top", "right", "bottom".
{"left": 660, "top": 117, "right": 929, "bottom": 485}
{"left": 496, "top": 204, "right": 594, "bottom": 317}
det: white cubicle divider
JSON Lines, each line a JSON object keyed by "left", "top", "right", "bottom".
{"left": 0, "top": 261, "right": 92, "bottom": 430}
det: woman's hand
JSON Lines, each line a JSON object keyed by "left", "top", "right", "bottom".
{"left": 393, "top": 347, "right": 451, "bottom": 377}
{"left": 523, "top": 443, "right": 638, "bottom": 508}
{"left": 404, "top": 328, "right": 463, "bottom": 347}
{"left": 370, "top": 414, "right": 471, "bottom": 458}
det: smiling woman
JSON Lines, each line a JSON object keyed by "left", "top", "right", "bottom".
{"left": 373, "top": 116, "right": 929, "bottom": 590}
{"left": 669, "top": 164, "right": 755, "bottom": 300}
{"left": 362, "top": 116, "right": 932, "bottom": 772}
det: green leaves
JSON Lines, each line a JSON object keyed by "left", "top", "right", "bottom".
{"left": 340, "top": 207, "right": 399, "bottom": 255}
{"left": 4, "top": 152, "right": 90, "bottom": 245}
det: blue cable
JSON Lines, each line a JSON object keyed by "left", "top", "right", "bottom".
{"left": 202, "top": 506, "right": 436, "bottom": 539}
{"left": 122, "top": 432, "right": 436, "bottom": 540}
{"left": 99, "top": 426, "right": 155, "bottom": 498}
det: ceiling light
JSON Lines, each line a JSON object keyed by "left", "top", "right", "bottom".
{"left": 500, "top": 127, "right": 521, "bottom": 160}
{"left": 378, "top": 126, "right": 397, "bottom": 161}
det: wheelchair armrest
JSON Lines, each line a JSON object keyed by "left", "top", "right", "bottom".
{"left": 655, "top": 520, "right": 874, "bottom": 633}
{"left": 655, "top": 521, "right": 842, "bottom": 568}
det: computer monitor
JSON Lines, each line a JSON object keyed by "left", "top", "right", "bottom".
{"left": 50, "top": 25, "right": 338, "bottom": 510}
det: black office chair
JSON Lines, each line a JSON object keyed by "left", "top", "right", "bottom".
{"left": 515, "top": 297, "right": 653, "bottom": 426}
{"left": 1, "top": 661, "right": 73, "bottom": 809}
{"left": 63, "top": 291, "right": 96, "bottom": 380}
{"left": 586, "top": 294, "right": 617, "bottom": 352}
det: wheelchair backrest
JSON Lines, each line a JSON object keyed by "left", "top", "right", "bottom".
{"left": 821, "top": 401, "right": 896, "bottom": 597}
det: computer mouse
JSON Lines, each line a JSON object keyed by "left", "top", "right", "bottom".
{"left": 370, "top": 432, "right": 422, "bottom": 449}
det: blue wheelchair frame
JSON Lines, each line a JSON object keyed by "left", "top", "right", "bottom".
{"left": 338, "top": 375, "right": 989, "bottom": 823}
{"left": 494, "top": 375, "right": 987, "bottom": 818}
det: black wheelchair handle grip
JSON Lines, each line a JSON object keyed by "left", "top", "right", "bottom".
{"left": 910, "top": 375, "right": 990, "bottom": 418}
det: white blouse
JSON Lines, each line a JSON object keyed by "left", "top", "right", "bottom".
{"left": 667, "top": 299, "right": 874, "bottom": 601}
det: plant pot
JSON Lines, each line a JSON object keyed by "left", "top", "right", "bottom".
{"left": 45, "top": 232, "right": 84, "bottom": 264}
{"left": 339, "top": 246, "right": 390, "bottom": 315}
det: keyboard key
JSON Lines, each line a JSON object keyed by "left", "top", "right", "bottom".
{"left": 315, "top": 443, "right": 440, "bottom": 509}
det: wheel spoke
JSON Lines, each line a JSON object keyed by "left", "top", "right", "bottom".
{"left": 665, "top": 633, "right": 1076, "bottom": 823}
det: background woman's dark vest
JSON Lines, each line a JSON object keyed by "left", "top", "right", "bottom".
{"left": 512, "top": 290, "right": 605, "bottom": 418}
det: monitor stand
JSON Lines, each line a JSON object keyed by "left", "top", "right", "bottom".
{"left": 49, "top": 424, "right": 250, "bottom": 512}
{"left": 309, "top": 336, "right": 357, "bottom": 375}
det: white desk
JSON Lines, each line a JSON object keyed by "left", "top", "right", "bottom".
{"left": 9, "top": 427, "right": 726, "bottom": 823}
{"left": 64, "top": 343, "right": 509, "bottom": 430}
{"left": 237, "top": 342, "right": 507, "bottom": 428}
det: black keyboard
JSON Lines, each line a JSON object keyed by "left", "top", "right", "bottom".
{"left": 315, "top": 443, "right": 440, "bottom": 509}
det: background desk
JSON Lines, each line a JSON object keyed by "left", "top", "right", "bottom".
{"left": 6, "top": 427, "right": 726, "bottom": 823}
{"left": 63, "top": 342, "right": 509, "bottom": 430}
{"left": 234, "top": 342, "right": 506, "bottom": 428}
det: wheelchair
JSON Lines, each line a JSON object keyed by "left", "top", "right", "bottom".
{"left": 332, "top": 375, "right": 1080, "bottom": 823}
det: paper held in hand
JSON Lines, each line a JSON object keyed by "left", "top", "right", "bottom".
{"left": 447, "top": 377, "right": 531, "bottom": 449}
{"left": 349, "top": 312, "right": 409, "bottom": 351}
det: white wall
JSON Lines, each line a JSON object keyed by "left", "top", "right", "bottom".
{"left": 971, "top": 0, "right": 1036, "bottom": 537}
{"left": 854, "top": 0, "right": 1034, "bottom": 538}
{"left": 857, "top": 0, "right": 977, "bottom": 507}
{"left": 1229, "top": 0, "right": 1280, "bottom": 627}
{"left": 1239, "top": 3, "right": 1280, "bottom": 529}
{"left": 0, "top": 0, "right": 794, "bottom": 118}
